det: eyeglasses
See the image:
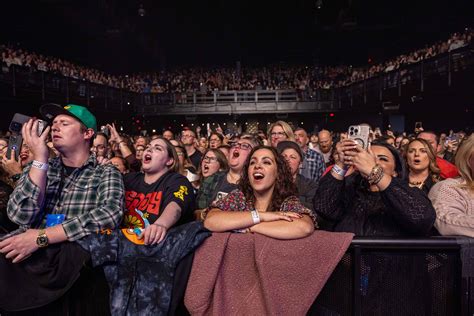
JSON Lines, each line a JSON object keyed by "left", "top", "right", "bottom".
{"left": 270, "top": 132, "right": 286, "bottom": 138}
{"left": 230, "top": 142, "right": 253, "bottom": 151}
{"left": 202, "top": 156, "right": 218, "bottom": 163}
{"left": 181, "top": 134, "right": 194, "bottom": 139}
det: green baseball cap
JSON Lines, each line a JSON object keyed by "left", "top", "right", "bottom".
{"left": 40, "top": 103, "right": 97, "bottom": 132}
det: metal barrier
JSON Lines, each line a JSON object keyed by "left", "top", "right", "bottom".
{"left": 310, "top": 236, "right": 470, "bottom": 316}
{"left": 2, "top": 236, "right": 471, "bottom": 316}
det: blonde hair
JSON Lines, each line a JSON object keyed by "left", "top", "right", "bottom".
{"left": 267, "top": 121, "right": 295, "bottom": 142}
{"left": 455, "top": 134, "right": 474, "bottom": 191}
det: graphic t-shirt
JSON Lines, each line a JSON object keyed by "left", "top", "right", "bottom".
{"left": 211, "top": 175, "right": 238, "bottom": 203}
{"left": 122, "top": 171, "right": 195, "bottom": 230}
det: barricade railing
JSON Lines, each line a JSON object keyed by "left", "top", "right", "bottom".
{"left": 310, "top": 236, "right": 470, "bottom": 316}
{"left": 2, "top": 236, "right": 470, "bottom": 315}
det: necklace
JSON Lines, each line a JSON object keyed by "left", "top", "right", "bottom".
{"left": 409, "top": 180, "right": 425, "bottom": 189}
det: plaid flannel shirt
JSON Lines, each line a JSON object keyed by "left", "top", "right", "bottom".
{"left": 196, "top": 171, "right": 227, "bottom": 210}
{"left": 7, "top": 155, "right": 125, "bottom": 241}
{"left": 299, "top": 148, "right": 325, "bottom": 182}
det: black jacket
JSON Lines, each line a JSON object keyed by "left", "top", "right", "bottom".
{"left": 313, "top": 173, "right": 436, "bottom": 236}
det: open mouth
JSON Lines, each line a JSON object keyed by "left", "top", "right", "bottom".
{"left": 413, "top": 158, "right": 421, "bottom": 164}
{"left": 20, "top": 154, "right": 28, "bottom": 161}
{"left": 232, "top": 151, "right": 240, "bottom": 158}
{"left": 143, "top": 154, "right": 152, "bottom": 163}
{"left": 203, "top": 165, "right": 210, "bottom": 173}
{"left": 253, "top": 172, "right": 265, "bottom": 181}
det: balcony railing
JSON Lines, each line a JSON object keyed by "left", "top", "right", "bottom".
{"left": 1, "top": 44, "right": 472, "bottom": 116}
{"left": 0, "top": 63, "right": 137, "bottom": 113}
{"left": 137, "top": 44, "right": 473, "bottom": 115}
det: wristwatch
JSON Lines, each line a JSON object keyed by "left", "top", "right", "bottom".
{"left": 36, "top": 229, "right": 49, "bottom": 248}
{"left": 10, "top": 173, "right": 21, "bottom": 182}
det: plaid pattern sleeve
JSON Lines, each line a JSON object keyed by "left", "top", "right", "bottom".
{"left": 300, "top": 149, "right": 326, "bottom": 182}
{"left": 196, "top": 172, "right": 224, "bottom": 209}
{"left": 61, "top": 164, "right": 125, "bottom": 241}
{"left": 7, "top": 156, "right": 125, "bottom": 241}
{"left": 7, "top": 163, "right": 45, "bottom": 226}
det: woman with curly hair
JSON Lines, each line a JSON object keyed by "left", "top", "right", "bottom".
{"left": 404, "top": 138, "right": 440, "bottom": 194}
{"left": 204, "top": 146, "right": 316, "bottom": 239}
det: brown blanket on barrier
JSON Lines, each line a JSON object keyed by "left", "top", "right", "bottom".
{"left": 185, "top": 230, "right": 354, "bottom": 315}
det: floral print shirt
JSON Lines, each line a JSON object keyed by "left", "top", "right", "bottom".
{"left": 205, "top": 189, "right": 318, "bottom": 226}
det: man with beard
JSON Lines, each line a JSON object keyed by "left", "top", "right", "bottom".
{"left": 314, "top": 129, "right": 333, "bottom": 167}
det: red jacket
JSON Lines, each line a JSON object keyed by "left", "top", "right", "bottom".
{"left": 436, "top": 157, "right": 459, "bottom": 179}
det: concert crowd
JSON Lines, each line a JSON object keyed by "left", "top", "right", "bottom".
{"left": 1, "top": 28, "right": 472, "bottom": 93}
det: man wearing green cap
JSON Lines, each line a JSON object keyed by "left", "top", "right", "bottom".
{"left": 0, "top": 104, "right": 124, "bottom": 263}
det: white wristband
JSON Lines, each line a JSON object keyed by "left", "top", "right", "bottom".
{"left": 251, "top": 210, "right": 260, "bottom": 224}
{"left": 332, "top": 164, "right": 347, "bottom": 177}
{"left": 32, "top": 160, "right": 48, "bottom": 171}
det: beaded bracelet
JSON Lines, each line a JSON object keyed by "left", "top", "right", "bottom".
{"left": 367, "top": 164, "right": 384, "bottom": 185}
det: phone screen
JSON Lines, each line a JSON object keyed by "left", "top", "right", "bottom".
{"left": 6, "top": 135, "right": 23, "bottom": 161}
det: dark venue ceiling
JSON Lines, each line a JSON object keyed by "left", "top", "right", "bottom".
{"left": 1, "top": 0, "right": 473, "bottom": 73}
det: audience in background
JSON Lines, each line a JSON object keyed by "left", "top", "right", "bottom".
{"left": 268, "top": 120, "right": 295, "bottom": 148}
{"left": 2, "top": 28, "right": 471, "bottom": 94}
{"left": 277, "top": 141, "right": 318, "bottom": 211}
{"left": 181, "top": 129, "right": 202, "bottom": 169}
{"left": 314, "top": 129, "right": 333, "bottom": 166}
{"left": 294, "top": 127, "right": 325, "bottom": 182}
{"left": 418, "top": 131, "right": 459, "bottom": 179}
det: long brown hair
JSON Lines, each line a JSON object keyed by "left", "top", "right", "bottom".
{"left": 239, "top": 146, "right": 297, "bottom": 212}
{"left": 171, "top": 139, "right": 193, "bottom": 174}
{"left": 404, "top": 138, "right": 440, "bottom": 183}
